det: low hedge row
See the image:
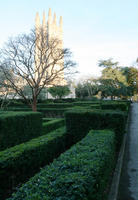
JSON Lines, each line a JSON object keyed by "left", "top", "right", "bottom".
{"left": 101, "top": 102, "right": 128, "bottom": 111}
{"left": 2, "top": 107, "right": 31, "bottom": 111}
{"left": 65, "top": 109, "right": 127, "bottom": 149}
{"left": 0, "top": 112, "right": 42, "bottom": 151}
{"left": 90, "top": 104, "right": 100, "bottom": 109}
{"left": 8, "top": 130, "right": 115, "bottom": 200}
{"left": 38, "top": 108, "right": 68, "bottom": 117}
{"left": 37, "top": 103, "right": 73, "bottom": 108}
{"left": 42, "top": 118, "right": 65, "bottom": 134}
{"left": 73, "top": 101, "right": 100, "bottom": 106}
{"left": 0, "top": 127, "right": 66, "bottom": 200}
{"left": 42, "top": 118, "right": 54, "bottom": 122}
{"left": 2, "top": 108, "right": 68, "bottom": 117}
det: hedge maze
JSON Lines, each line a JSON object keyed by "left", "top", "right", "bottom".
{"left": 0, "top": 100, "right": 130, "bottom": 200}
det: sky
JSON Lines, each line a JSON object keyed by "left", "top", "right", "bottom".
{"left": 0, "top": 0, "right": 138, "bottom": 80}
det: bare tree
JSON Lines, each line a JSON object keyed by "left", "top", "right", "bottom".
{"left": 0, "top": 29, "right": 76, "bottom": 111}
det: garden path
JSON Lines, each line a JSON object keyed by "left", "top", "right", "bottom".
{"left": 117, "top": 103, "right": 138, "bottom": 200}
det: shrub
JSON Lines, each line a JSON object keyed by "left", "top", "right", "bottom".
{"left": 101, "top": 102, "right": 128, "bottom": 111}
{"left": 37, "top": 103, "right": 73, "bottom": 108}
{"left": 42, "top": 118, "right": 54, "bottom": 122}
{"left": 73, "top": 101, "right": 100, "bottom": 106}
{"left": 0, "top": 127, "right": 66, "bottom": 199}
{"left": 38, "top": 108, "right": 68, "bottom": 118}
{"left": 65, "top": 109, "right": 127, "bottom": 149}
{"left": 42, "top": 118, "right": 65, "bottom": 134}
{"left": 8, "top": 130, "right": 115, "bottom": 200}
{"left": 0, "top": 112, "right": 42, "bottom": 151}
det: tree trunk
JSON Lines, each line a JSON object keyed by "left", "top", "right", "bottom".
{"left": 32, "top": 97, "right": 37, "bottom": 112}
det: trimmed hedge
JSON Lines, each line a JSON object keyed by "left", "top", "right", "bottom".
{"left": 42, "top": 118, "right": 65, "bottom": 134}
{"left": 37, "top": 103, "right": 73, "bottom": 108}
{"left": 38, "top": 108, "right": 68, "bottom": 118}
{"left": 65, "top": 109, "right": 127, "bottom": 149}
{"left": 0, "top": 127, "right": 66, "bottom": 200}
{"left": 42, "top": 118, "right": 54, "bottom": 122}
{"left": 0, "top": 112, "right": 42, "bottom": 151}
{"left": 1, "top": 107, "right": 31, "bottom": 111}
{"left": 91, "top": 104, "right": 100, "bottom": 109}
{"left": 8, "top": 130, "right": 115, "bottom": 200}
{"left": 101, "top": 102, "right": 128, "bottom": 111}
{"left": 73, "top": 101, "right": 100, "bottom": 106}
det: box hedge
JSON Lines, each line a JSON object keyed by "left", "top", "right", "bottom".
{"left": 0, "top": 112, "right": 42, "bottom": 151}
{"left": 8, "top": 130, "right": 115, "bottom": 200}
{"left": 37, "top": 103, "right": 73, "bottom": 108}
{"left": 65, "top": 109, "right": 127, "bottom": 149}
{"left": 0, "top": 127, "right": 67, "bottom": 199}
{"left": 38, "top": 108, "right": 68, "bottom": 118}
{"left": 42, "top": 118, "right": 65, "bottom": 134}
{"left": 101, "top": 102, "right": 128, "bottom": 111}
{"left": 42, "top": 118, "right": 53, "bottom": 122}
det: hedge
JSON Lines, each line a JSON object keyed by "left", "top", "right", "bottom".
{"left": 73, "top": 101, "right": 100, "bottom": 106}
{"left": 1, "top": 108, "right": 68, "bottom": 118}
{"left": 42, "top": 118, "right": 65, "bottom": 134}
{"left": 0, "top": 112, "right": 42, "bottom": 151}
{"left": 38, "top": 108, "right": 68, "bottom": 117}
{"left": 65, "top": 109, "right": 127, "bottom": 149}
{"left": 101, "top": 102, "right": 128, "bottom": 111}
{"left": 90, "top": 104, "right": 100, "bottom": 109}
{"left": 42, "top": 118, "right": 54, "bottom": 122}
{"left": 37, "top": 103, "right": 73, "bottom": 108}
{"left": 0, "top": 127, "right": 66, "bottom": 200}
{"left": 8, "top": 130, "right": 115, "bottom": 200}
{"left": 2, "top": 107, "right": 31, "bottom": 111}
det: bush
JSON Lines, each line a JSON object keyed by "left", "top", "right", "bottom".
{"left": 42, "top": 118, "right": 54, "bottom": 122}
{"left": 8, "top": 130, "right": 115, "bottom": 200}
{"left": 37, "top": 103, "right": 73, "bottom": 108}
{"left": 42, "top": 118, "right": 65, "bottom": 134}
{"left": 90, "top": 104, "right": 100, "bottom": 109}
{"left": 1, "top": 107, "right": 31, "bottom": 111}
{"left": 101, "top": 102, "right": 128, "bottom": 111}
{"left": 65, "top": 109, "right": 127, "bottom": 149}
{"left": 73, "top": 101, "right": 100, "bottom": 106}
{"left": 0, "top": 112, "right": 42, "bottom": 151}
{"left": 38, "top": 108, "right": 68, "bottom": 118}
{"left": 0, "top": 127, "right": 66, "bottom": 199}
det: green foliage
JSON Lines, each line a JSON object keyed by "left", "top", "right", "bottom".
{"left": 65, "top": 109, "right": 127, "bottom": 149}
{"left": 75, "top": 82, "right": 99, "bottom": 98}
{"left": 98, "top": 58, "right": 118, "bottom": 68}
{"left": 42, "top": 118, "right": 65, "bottom": 134}
{"left": 8, "top": 130, "right": 115, "bottom": 200}
{"left": 37, "top": 103, "right": 73, "bottom": 108}
{"left": 98, "top": 59, "right": 133, "bottom": 99}
{"left": 73, "top": 101, "right": 100, "bottom": 106}
{"left": 0, "top": 112, "right": 42, "bottom": 151}
{"left": 123, "top": 67, "right": 138, "bottom": 94}
{"left": 48, "top": 85, "right": 71, "bottom": 99}
{"left": 101, "top": 102, "right": 128, "bottom": 111}
{"left": 38, "top": 108, "right": 68, "bottom": 118}
{"left": 0, "top": 127, "right": 66, "bottom": 199}
{"left": 42, "top": 118, "right": 53, "bottom": 122}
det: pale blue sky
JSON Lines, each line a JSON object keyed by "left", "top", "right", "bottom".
{"left": 0, "top": 0, "right": 138, "bottom": 78}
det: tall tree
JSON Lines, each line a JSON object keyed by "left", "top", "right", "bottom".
{"left": 122, "top": 66, "right": 138, "bottom": 95}
{"left": 98, "top": 59, "right": 131, "bottom": 99}
{"left": 0, "top": 29, "right": 76, "bottom": 111}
